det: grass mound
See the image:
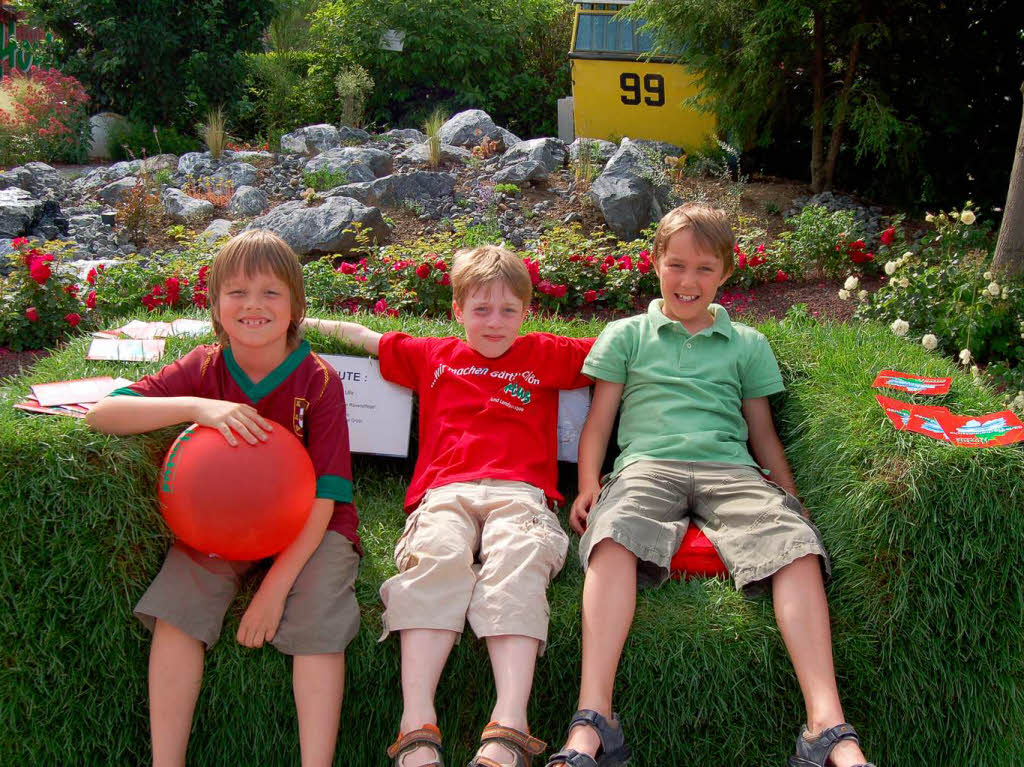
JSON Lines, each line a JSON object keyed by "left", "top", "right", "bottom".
{"left": 2, "top": 315, "right": 1021, "bottom": 765}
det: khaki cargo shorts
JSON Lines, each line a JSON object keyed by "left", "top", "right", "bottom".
{"left": 379, "top": 479, "right": 569, "bottom": 653}
{"left": 135, "top": 531, "right": 361, "bottom": 654}
{"left": 579, "top": 460, "right": 830, "bottom": 595}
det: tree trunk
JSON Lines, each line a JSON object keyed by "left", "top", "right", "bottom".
{"left": 810, "top": 9, "right": 826, "bottom": 193}
{"left": 823, "top": 3, "right": 866, "bottom": 191}
{"left": 991, "top": 81, "right": 1024, "bottom": 278}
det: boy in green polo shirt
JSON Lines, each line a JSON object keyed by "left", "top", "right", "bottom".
{"left": 545, "top": 204, "right": 874, "bottom": 767}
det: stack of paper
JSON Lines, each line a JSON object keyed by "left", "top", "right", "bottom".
{"left": 93, "top": 319, "right": 212, "bottom": 341}
{"left": 13, "top": 376, "right": 133, "bottom": 418}
{"left": 86, "top": 338, "right": 166, "bottom": 362}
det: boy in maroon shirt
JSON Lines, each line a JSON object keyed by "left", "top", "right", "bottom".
{"left": 309, "top": 245, "right": 593, "bottom": 767}
{"left": 87, "top": 230, "right": 359, "bottom": 767}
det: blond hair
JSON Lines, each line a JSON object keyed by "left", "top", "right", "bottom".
{"left": 207, "top": 229, "right": 306, "bottom": 349}
{"left": 653, "top": 203, "right": 735, "bottom": 273}
{"left": 450, "top": 244, "right": 532, "bottom": 306}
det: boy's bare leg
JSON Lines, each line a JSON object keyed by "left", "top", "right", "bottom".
{"left": 556, "top": 539, "right": 637, "bottom": 762}
{"left": 474, "top": 634, "right": 540, "bottom": 763}
{"left": 293, "top": 652, "right": 345, "bottom": 767}
{"left": 398, "top": 627, "right": 459, "bottom": 766}
{"left": 773, "top": 554, "right": 868, "bottom": 767}
{"left": 150, "top": 619, "right": 204, "bottom": 767}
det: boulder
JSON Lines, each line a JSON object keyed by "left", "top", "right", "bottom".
{"left": 199, "top": 218, "right": 233, "bottom": 245}
{"left": 500, "top": 138, "right": 565, "bottom": 173}
{"left": 588, "top": 139, "right": 664, "bottom": 241}
{"left": 209, "top": 162, "right": 259, "bottom": 188}
{"left": 0, "top": 162, "right": 65, "bottom": 199}
{"left": 161, "top": 188, "right": 214, "bottom": 222}
{"left": 225, "top": 150, "right": 275, "bottom": 164}
{"left": 280, "top": 124, "right": 341, "bottom": 155}
{"left": 493, "top": 161, "right": 548, "bottom": 184}
{"left": 0, "top": 188, "right": 43, "bottom": 237}
{"left": 95, "top": 177, "right": 140, "bottom": 205}
{"left": 246, "top": 196, "right": 390, "bottom": 256}
{"left": 437, "top": 109, "right": 521, "bottom": 149}
{"left": 141, "top": 154, "right": 179, "bottom": 174}
{"left": 227, "top": 186, "right": 269, "bottom": 217}
{"left": 88, "top": 112, "right": 129, "bottom": 160}
{"left": 397, "top": 142, "right": 473, "bottom": 165}
{"left": 303, "top": 147, "right": 393, "bottom": 184}
{"left": 568, "top": 137, "right": 617, "bottom": 165}
{"left": 324, "top": 172, "right": 457, "bottom": 207}
{"left": 177, "top": 152, "right": 217, "bottom": 178}
{"left": 338, "top": 126, "right": 371, "bottom": 143}
{"left": 381, "top": 128, "right": 426, "bottom": 144}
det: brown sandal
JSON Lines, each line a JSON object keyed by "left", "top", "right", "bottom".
{"left": 467, "top": 722, "right": 547, "bottom": 767}
{"left": 388, "top": 724, "right": 444, "bottom": 767}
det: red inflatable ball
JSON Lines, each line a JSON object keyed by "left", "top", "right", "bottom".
{"left": 157, "top": 423, "right": 315, "bottom": 561}
{"left": 670, "top": 525, "right": 728, "bottom": 580}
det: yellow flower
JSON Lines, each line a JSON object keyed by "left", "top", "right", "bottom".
{"left": 960, "top": 210, "right": 976, "bottom": 225}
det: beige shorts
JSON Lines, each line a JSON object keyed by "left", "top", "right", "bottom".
{"left": 379, "top": 480, "right": 569, "bottom": 653}
{"left": 579, "top": 460, "right": 830, "bottom": 595}
{"left": 134, "top": 531, "right": 361, "bottom": 654}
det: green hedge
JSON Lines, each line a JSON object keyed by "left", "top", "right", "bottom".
{"left": 2, "top": 316, "right": 1022, "bottom": 765}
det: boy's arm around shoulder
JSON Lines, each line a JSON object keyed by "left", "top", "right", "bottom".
{"left": 742, "top": 396, "right": 806, "bottom": 517}
{"left": 305, "top": 317, "right": 381, "bottom": 356}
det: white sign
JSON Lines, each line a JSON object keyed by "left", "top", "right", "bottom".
{"left": 380, "top": 29, "right": 405, "bottom": 51}
{"left": 322, "top": 354, "right": 413, "bottom": 457}
{"left": 558, "top": 387, "right": 591, "bottom": 463}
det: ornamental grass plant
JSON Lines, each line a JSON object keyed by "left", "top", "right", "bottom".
{"left": 2, "top": 317, "right": 1022, "bottom": 765}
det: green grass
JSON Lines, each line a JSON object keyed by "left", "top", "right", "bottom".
{"left": 302, "top": 167, "right": 350, "bottom": 192}
{"left": 2, "top": 316, "right": 1022, "bottom": 765}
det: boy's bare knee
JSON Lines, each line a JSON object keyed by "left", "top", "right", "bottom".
{"left": 590, "top": 537, "right": 637, "bottom": 565}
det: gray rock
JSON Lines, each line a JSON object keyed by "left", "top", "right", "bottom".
{"left": 493, "top": 161, "right": 548, "bottom": 184}
{"left": 381, "top": 128, "right": 426, "bottom": 144}
{"left": 588, "top": 139, "right": 663, "bottom": 240}
{"left": 338, "top": 126, "right": 371, "bottom": 143}
{"left": 199, "top": 218, "right": 233, "bottom": 245}
{"left": 161, "top": 188, "right": 214, "bottom": 222}
{"left": 246, "top": 196, "right": 390, "bottom": 256}
{"left": 304, "top": 147, "right": 393, "bottom": 184}
{"left": 280, "top": 124, "right": 341, "bottom": 155}
{"left": 438, "top": 109, "right": 521, "bottom": 149}
{"left": 177, "top": 152, "right": 217, "bottom": 177}
{"left": 324, "top": 171, "right": 457, "bottom": 207}
{"left": 227, "top": 186, "right": 269, "bottom": 217}
{"left": 562, "top": 212, "right": 583, "bottom": 225}
{"left": 0, "top": 188, "right": 43, "bottom": 237}
{"left": 209, "top": 162, "right": 259, "bottom": 188}
{"left": 96, "top": 176, "right": 140, "bottom": 205}
{"left": 141, "top": 154, "right": 179, "bottom": 173}
{"left": 225, "top": 150, "right": 275, "bottom": 163}
{"left": 568, "top": 137, "right": 617, "bottom": 165}
{"left": 501, "top": 138, "right": 565, "bottom": 173}
{"left": 397, "top": 142, "right": 473, "bottom": 165}
{"left": 66, "top": 257, "right": 123, "bottom": 281}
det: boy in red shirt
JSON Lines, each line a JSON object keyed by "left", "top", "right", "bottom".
{"left": 86, "top": 230, "right": 360, "bottom": 767}
{"left": 309, "top": 245, "right": 593, "bottom": 767}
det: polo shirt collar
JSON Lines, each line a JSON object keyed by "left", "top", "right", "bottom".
{"left": 646, "top": 299, "right": 733, "bottom": 339}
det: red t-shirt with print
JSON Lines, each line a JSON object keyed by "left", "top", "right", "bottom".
{"left": 378, "top": 332, "right": 594, "bottom": 511}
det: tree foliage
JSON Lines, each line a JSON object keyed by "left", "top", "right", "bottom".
{"left": 25, "top": 0, "right": 279, "bottom": 127}
{"left": 629, "top": 0, "right": 1024, "bottom": 208}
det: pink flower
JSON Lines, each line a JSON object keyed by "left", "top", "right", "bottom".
{"left": 774, "top": 270, "right": 789, "bottom": 282}
{"left": 617, "top": 255, "right": 632, "bottom": 271}
{"left": 86, "top": 267, "right": 97, "bottom": 284}
{"left": 192, "top": 291, "right": 208, "bottom": 308}
{"left": 65, "top": 312, "right": 81, "bottom": 327}
{"left": 536, "top": 279, "right": 553, "bottom": 295}
{"left": 29, "top": 260, "right": 51, "bottom": 284}
{"left": 438, "top": 273, "right": 451, "bottom": 286}
{"left": 736, "top": 252, "right": 747, "bottom": 270}
{"left": 85, "top": 290, "right": 96, "bottom": 309}
{"left": 549, "top": 283, "right": 568, "bottom": 298}
{"left": 415, "top": 263, "right": 431, "bottom": 279}
{"left": 11, "top": 236, "right": 28, "bottom": 248}
{"left": 756, "top": 244, "right": 766, "bottom": 253}
{"left": 434, "top": 259, "right": 447, "bottom": 272}
{"left": 25, "top": 306, "right": 38, "bottom": 322}
{"left": 337, "top": 262, "right": 358, "bottom": 275}
{"left": 65, "top": 283, "right": 79, "bottom": 297}
{"left": 638, "top": 249, "right": 650, "bottom": 260}
{"left": 880, "top": 227, "right": 895, "bottom": 246}
{"left": 584, "top": 289, "right": 598, "bottom": 303}
{"left": 374, "top": 298, "right": 398, "bottom": 316}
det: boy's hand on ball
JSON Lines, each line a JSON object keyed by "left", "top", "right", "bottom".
{"left": 193, "top": 399, "right": 273, "bottom": 446}
{"left": 237, "top": 587, "right": 286, "bottom": 648}
{"left": 570, "top": 486, "right": 600, "bottom": 535}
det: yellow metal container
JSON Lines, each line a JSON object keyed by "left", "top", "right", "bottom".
{"left": 570, "top": 1, "right": 715, "bottom": 150}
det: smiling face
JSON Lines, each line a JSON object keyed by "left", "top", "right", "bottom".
{"left": 213, "top": 269, "right": 293, "bottom": 356}
{"left": 453, "top": 279, "right": 528, "bottom": 358}
{"left": 655, "top": 228, "right": 732, "bottom": 333}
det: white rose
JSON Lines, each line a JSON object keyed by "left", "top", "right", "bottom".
{"left": 925, "top": 213, "right": 935, "bottom": 223}
{"left": 903, "top": 251, "right": 913, "bottom": 260}
{"left": 858, "top": 289, "right": 868, "bottom": 300}
{"left": 838, "top": 289, "right": 851, "bottom": 300}
{"left": 844, "top": 276, "right": 860, "bottom": 291}
{"left": 961, "top": 210, "right": 976, "bottom": 225}
{"left": 921, "top": 333, "right": 938, "bottom": 351}
{"left": 959, "top": 348, "right": 972, "bottom": 365}
{"left": 983, "top": 271, "right": 993, "bottom": 281}
{"left": 1012, "top": 393, "right": 1024, "bottom": 412}
{"left": 884, "top": 261, "right": 898, "bottom": 275}
{"left": 1003, "top": 288, "right": 1010, "bottom": 300}
{"left": 890, "top": 319, "right": 910, "bottom": 337}
{"left": 898, "top": 277, "right": 910, "bottom": 288}
{"left": 987, "top": 281, "right": 1000, "bottom": 296}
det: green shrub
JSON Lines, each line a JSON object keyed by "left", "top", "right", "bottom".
{"left": 493, "top": 183, "right": 520, "bottom": 196}
{"left": 234, "top": 51, "right": 320, "bottom": 143}
{"left": 0, "top": 67, "right": 90, "bottom": 165}
{"left": 774, "top": 205, "right": 873, "bottom": 278}
{"left": 108, "top": 123, "right": 201, "bottom": 162}
{"left": 302, "top": 167, "right": 350, "bottom": 192}
{"left": 334, "top": 65, "right": 374, "bottom": 129}
{"left": 2, "top": 318, "right": 1022, "bottom": 765}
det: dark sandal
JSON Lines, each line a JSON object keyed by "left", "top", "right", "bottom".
{"left": 788, "top": 723, "right": 876, "bottom": 767}
{"left": 388, "top": 724, "right": 445, "bottom": 767}
{"left": 467, "top": 722, "right": 546, "bottom": 767}
{"left": 545, "top": 709, "right": 630, "bottom": 767}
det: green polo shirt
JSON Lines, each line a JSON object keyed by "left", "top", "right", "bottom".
{"left": 582, "top": 300, "right": 784, "bottom": 477}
